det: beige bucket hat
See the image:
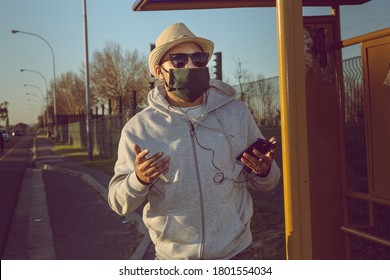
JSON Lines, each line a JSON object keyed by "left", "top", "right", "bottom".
{"left": 148, "top": 23, "right": 214, "bottom": 77}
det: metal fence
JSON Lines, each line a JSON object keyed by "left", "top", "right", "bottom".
{"left": 233, "top": 77, "right": 280, "bottom": 126}
{"left": 232, "top": 56, "right": 364, "bottom": 127}
{"left": 342, "top": 56, "right": 368, "bottom": 194}
{"left": 232, "top": 56, "right": 366, "bottom": 188}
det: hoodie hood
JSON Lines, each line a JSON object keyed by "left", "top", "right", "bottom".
{"left": 148, "top": 79, "right": 237, "bottom": 120}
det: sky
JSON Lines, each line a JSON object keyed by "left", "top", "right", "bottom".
{"left": 1, "top": 0, "right": 389, "bottom": 126}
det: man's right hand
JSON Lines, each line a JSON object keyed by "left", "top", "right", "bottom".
{"left": 134, "top": 144, "right": 170, "bottom": 185}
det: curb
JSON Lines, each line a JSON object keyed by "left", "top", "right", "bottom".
{"left": 32, "top": 139, "right": 151, "bottom": 260}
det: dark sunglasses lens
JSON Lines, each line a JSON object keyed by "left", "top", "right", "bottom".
{"left": 192, "top": 53, "right": 209, "bottom": 67}
{"left": 168, "top": 53, "right": 209, "bottom": 68}
{"left": 169, "top": 53, "right": 188, "bottom": 68}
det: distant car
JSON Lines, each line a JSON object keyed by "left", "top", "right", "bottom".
{"left": 0, "top": 128, "right": 9, "bottom": 142}
{"left": 12, "top": 129, "right": 23, "bottom": 136}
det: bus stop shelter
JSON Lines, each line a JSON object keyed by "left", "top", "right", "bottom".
{"left": 131, "top": 0, "right": 390, "bottom": 259}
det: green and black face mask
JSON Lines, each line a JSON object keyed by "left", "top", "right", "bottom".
{"left": 167, "top": 67, "right": 210, "bottom": 102}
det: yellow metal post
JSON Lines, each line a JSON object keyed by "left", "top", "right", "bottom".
{"left": 276, "top": 0, "right": 312, "bottom": 259}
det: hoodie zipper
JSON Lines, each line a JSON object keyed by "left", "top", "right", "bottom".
{"left": 188, "top": 119, "right": 206, "bottom": 260}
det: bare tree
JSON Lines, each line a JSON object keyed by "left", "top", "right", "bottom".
{"left": 256, "top": 77, "right": 274, "bottom": 126}
{"left": 90, "top": 41, "right": 150, "bottom": 114}
{"left": 234, "top": 57, "right": 249, "bottom": 102}
{"left": 233, "top": 59, "right": 279, "bottom": 126}
{"left": 55, "top": 71, "right": 86, "bottom": 115}
{"left": 0, "top": 101, "right": 10, "bottom": 129}
{"left": 0, "top": 101, "right": 9, "bottom": 121}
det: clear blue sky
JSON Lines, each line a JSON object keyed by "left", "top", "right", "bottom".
{"left": 1, "top": 0, "right": 389, "bottom": 125}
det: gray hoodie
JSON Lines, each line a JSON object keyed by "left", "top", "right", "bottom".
{"left": 108, "top": 79, "right": 280, "bottom": 260}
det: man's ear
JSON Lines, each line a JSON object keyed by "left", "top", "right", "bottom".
{"left": 155, "top": 65, "right": 164, "bottom": 80}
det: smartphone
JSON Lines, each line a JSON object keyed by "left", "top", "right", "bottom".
{"left": 235, "top": 138, "right": 276, "bottom": 161}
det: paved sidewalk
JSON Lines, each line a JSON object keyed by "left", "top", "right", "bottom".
{"left": 4, "top": 136, "right": 154, "bottom": 259}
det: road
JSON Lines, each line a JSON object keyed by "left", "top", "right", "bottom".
{"left": 0, "top": 134, "right": 33, "bottom": 257}
{"left": 1, "top": 134, "right": 143, "bottom": 260}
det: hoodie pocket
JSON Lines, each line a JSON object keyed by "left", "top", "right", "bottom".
{"left": 158, "top": 207, "right": 201, "bottom": 245}
{"left": 204, "top": 201, "right": 248, "bottom": 259}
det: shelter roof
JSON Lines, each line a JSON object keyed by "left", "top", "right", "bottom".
{"left": 132, "top": 0, "right": 371, "bottom": 11}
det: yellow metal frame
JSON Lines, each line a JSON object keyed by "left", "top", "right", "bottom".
{"left": 276, "top": 0, "right": 312, "bottom": 260}
{"left": 339, "top": 28, "right": 390, "bottom": 258}
{"left": 278, "top": 3, "right": 349, "bottom": 260}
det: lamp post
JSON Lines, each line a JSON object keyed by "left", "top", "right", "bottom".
{"left": 24, "top": 84, "right": 44, "bottom": 100}
{"left": 24, "top": 84, "right": 47, "bottom": 133}
{"left": 27, "top": 104, "right": 39, "bottom": 127}
{"left": 12, "top": 30, "right": 58, "bottom": 140}
{"left": 26, "top": 92, "right": 46, "bottom": 132}
{"left": 20, "top": 69, "right": 49, "bottom": 135}
{"left": 27, "top": 98, "right": 42, "bottom": 107}
{"left": 27, "top": 98, "right": 43, "bottom": 127}
{"left": 28, "top": 104, "right": 39, "bottom": 115}
{"left": 83, "top": 0, "right": 93, "bottom": 160}
{"left": 26, "top": 92, "right": 43, "bottom": 104}
{"left": 20, "top": 69, "right": 48, "bottom": 94}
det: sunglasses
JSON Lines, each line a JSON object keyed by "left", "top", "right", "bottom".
{"left": 162, "top": 52, "right": 209, "bottom": 68}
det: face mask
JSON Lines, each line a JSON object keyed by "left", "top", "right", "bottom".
{"left": 166, "top": 67, "right": 210, "bottom": 102}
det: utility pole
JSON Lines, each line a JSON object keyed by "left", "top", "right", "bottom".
{"left": 83, "top": 0, "right": 93, "bottom": 160}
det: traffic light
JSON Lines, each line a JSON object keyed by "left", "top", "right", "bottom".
{"left": 213, "top": 52, "right": 222, "bottom": 80}
{"left": 150, "top": 43, "right": 156, "bottom": 78}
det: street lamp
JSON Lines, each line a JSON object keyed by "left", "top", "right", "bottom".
{"left": 23, "top": 84, "right": 47, "bottom": 133}
{"left": 27, "top": 98, "right": 42, "bottom": 107}
{"left": 27, "top": 104, "right": 40, "bottom": 127}
{"left": 27, "top": 98, "right": 43, "bottom": 127}
{"left": 83, "top": 0, "right": 93, "bottom": 160}
{"left": 26, "top": 93, "right": 44, "bottom": 116}
{"left": 20, "top": 69, "right": 49, "bottom": 135}
{"left": 26, "top": 93, "right": 43, "bottom": 105}
{"left": 12, "top": 29, "right": 58, "bottom": 139}
{"left": 24, "top": 84, "right": 44, "bottom": 99}
{"left": 20, "top": 69, "right": 48, "bottom": 93}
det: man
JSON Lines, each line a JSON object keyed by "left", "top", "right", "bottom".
{"left": 108, "top": 23, "right": 280, "bottom": 260}
{"left": 0, "top": 130, "right": 4, "bottom": 155}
